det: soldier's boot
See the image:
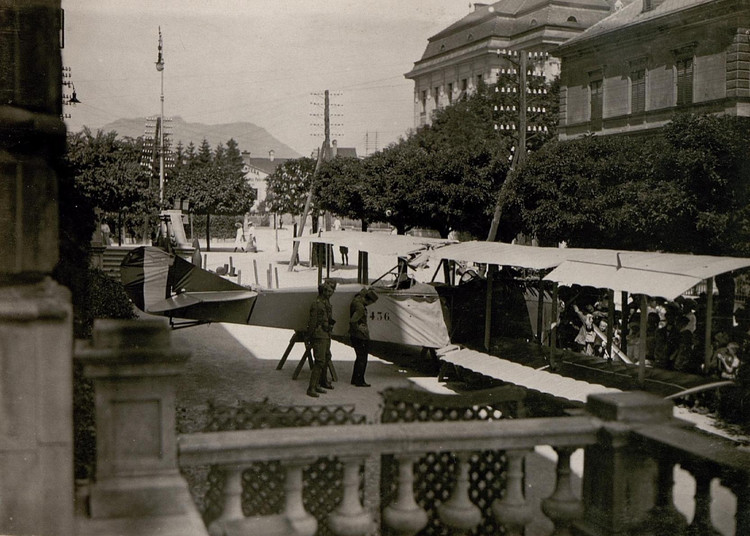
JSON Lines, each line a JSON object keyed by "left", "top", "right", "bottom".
{"left": 307, "top": 365, "right": 322, "bottom": 398}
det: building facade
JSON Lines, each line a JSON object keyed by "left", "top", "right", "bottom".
{"left": 556, "top": 0, "right": 750, "bottom": 140}
{"left": 405, "top": 0, "right": 614, "bottom": 127}
{"left": 241, "top": 150, "right": 289, "bottom": 211}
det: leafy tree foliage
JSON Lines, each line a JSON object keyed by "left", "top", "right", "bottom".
{"left": 503, "top": 114, "right": 750, "bottom": 254}
{"left": 316, "top": 156, "right": 372, "bottom": 230}
{"left": 265, "top": 157, "right": 318, "bottom": 220}
{"left": 166, "top": 137, "right": 255, "bottom": 249}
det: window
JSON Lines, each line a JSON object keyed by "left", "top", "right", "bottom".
{"left": 676, "top": 57, "right": 693, "bottom": 106}
{"left": 631, "top": 69, "right": 645, "bottom": 114}
{"left": 477, "top": 74, "right": 483, "bottom": 88}
{"left": 421, "top": 90, "right": 427, "bottom": 114}
{"left": 590, "top": 79, "right": 603, "bottom": 121}
{"left": 434, "top": 86, "right": 440, "bottom": 108}
{"left": 460, "top": 79, "right": 468, "bottom": 99}
{"left": 567, "top": 16, "right": 578, "bottom": 22}
{"left": 448, "top": 82, "right": 454, "bottom": 104}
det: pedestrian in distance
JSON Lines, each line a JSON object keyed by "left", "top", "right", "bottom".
{"left": 306, "top": 280, "right": 336, "bottom": 397}
{"left": 350, "top": 288, "right": 379, "bottom": 387}
{"left": 233, "top": 222, "right": 245, "bottom": 252}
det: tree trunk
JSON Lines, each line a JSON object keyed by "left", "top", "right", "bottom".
{"left": 361, "top": 219, "right": 368, "bottom": 232}
{"left": 206, "top": 213, "right": 211, "bottom": 252}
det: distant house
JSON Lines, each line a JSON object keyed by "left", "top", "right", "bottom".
{"left": 556, "top": 0, "right": 750, "bottom": 140}
{"left": 331, "top": 139, "right": 358, "bottom": 159}
{"left": 241, "top": 150, "right": 289, "bottom": 211}
{"left": 405, "top": 0, "right": 614, "bottom": 128}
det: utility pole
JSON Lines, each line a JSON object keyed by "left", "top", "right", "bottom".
{"left": 486, "top": 49, "right": 554, "bottom": 242}
{"left": 288, "top": 90, "right": 331, "bottom": 271}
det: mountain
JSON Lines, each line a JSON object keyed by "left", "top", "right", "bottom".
{"left": 99, "top": 116, "right": 301, "bottom": 159}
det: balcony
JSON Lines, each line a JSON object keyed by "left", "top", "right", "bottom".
{"left": 73, "top": 319, "right": 750, "bottom": 536}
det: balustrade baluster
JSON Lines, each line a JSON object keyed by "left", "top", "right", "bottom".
{"left": 541, "top": 447, "right": 583, "bottom": 536}
{"left": 723, "top": 473, "right": 749, "bottom": 536}
{"left": 683, "top": 464, "right": 720, "bottom": 536}
{"left": 491, "top": 449, "right": 533, "bottom": 536}
{"left": 328, "top": 456, "right": 374, "bottom": 536}
{"left": 437, "top": 452, "right": 482, "bottom": 535}
{"left": 282, "top": 459, "right": 317, "bottom": 536}
{"left": 382, "top": 454, "right": 429, "bottom": 536}
{"left": 631, "top": 456, "right": 688, "bottom": 535}
{"left": 208, "top": 465, "right": 245, "bottom": 536}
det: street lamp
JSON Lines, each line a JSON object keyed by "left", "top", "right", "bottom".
{"left": 155, "top": 26, "right": 165, "bottom": 204}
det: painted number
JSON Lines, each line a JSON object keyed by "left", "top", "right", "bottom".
{"left": 369, "top": 311, "right": 390, "bottom": 321}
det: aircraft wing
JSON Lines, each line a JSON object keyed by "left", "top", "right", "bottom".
{"left": 147, "top": 290, "right": 257, "bottom": 314}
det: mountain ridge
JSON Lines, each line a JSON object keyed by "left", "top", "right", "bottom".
{"left": 97, "top": 116, "right": 302, "bottom": 159}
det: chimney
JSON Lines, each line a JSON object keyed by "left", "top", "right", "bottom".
{"left": 268, "top": 149, "right": 275, "bottom": 162}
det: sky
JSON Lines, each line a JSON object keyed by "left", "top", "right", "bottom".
{"left": 62, "top": 0, "right": 473, "bottom": 157}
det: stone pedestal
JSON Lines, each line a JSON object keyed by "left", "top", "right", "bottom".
{"left": 574, "top": 392, "right": 672, "bottom": 536}
{"left": 0, "top": 279, "right": 73, "bottom": 535}
{"left": 76, "top": 319, "right": 194, "bottom": 519}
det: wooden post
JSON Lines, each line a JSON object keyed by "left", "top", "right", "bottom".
{"left": 537, "top": 273, "right": 544, "bottom": 345}
{"left": 551, "top": 283, "right": 559, "bottom": 354}
{"left": 362, "top": 251, "right": 369, "bottom": 284}
{"left": 621, "top": 291, "right": 629, "bottom": 355}
{"left": 639, "top": 295, "right": 648, "bottom": 386}
{"left": 275, "top": 266, "right": 280, "bottom": 289}
{"left": 484, "top": 265, "right": 496, "bottom": 351}
{"left": 606, "top": 289, "right": 615, "bottom": 362}
{"left": 253, "top": 259, "right": 259, "bottom": 285}
{"left": 704, "top": 278, "right": 714, "bottom": 371}
{"left": 267, "top": 265, "right": 273, "bottom": 288}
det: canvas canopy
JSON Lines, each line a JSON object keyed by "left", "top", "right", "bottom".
{"left": 544, "top": 251, "right": 750, "bottom": 301}
{"left": 427, "top": 241, "right": 750, "bottom": 300}
{"left": 295, "top": 230, "right": 455, "bottom": 257}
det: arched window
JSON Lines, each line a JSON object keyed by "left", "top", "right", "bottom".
{"left": 567, "top": 16, "right": 578, "bottom": 22}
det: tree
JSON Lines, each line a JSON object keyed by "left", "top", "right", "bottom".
{"left": 166, "top": 138, "right": 255, "bottom": 250}
{"left": 65, "top": 127, "right": 158, "bottom": 244}
{"left": 265, "top": 157, "right": 318, "bottom": 224}
{"left": 316, "top": 156, "right": 373, "bottom": 230}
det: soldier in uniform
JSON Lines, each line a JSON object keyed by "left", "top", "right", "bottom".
{"left": 350, "top": 288, "right": 379, "bottom": 387}
{"left": 306, "top": 280, "right": 336, "bottom": 397}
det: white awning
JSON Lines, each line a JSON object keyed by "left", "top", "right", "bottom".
{"left": 294, "top": 230, "right": 455, "bottom": 257}
{"left": 438, "top": 346, "right": 620, "bottom": 403}
{"left": 545, "top": 251, "right": 750, "bottom": 300}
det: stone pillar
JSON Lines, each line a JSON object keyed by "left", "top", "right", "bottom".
{"left": 573, "top": 392, "right": 672, "bottom": 536}
{"left": 75, "top": 319, "right": 194, "bottom": 519}
{"left": 0, "top": 0, "right": 73, "bottom": 534}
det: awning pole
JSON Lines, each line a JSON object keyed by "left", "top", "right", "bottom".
{"left": 639, "top": 294, "right": 648, "bottom": 386}
{"left": 537, "top": 273, "right": 544, "bottom": 344}
{"left": 551, "top": 283, "right": 559, "bottom": 355}
{"left": 484, "top": 265, "right": 496, "bottom": 351}
{"left": 606, "top": 289, "right": 615, "bottom": 362}
{"left": 704, "top": 278, "right": 714, "bottom": 371}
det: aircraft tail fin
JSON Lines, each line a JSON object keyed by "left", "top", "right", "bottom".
{"left": 121, "top": 246, "right": 247, "bottom": 315}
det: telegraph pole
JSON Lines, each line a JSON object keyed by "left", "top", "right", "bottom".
{"left": 288, "top": 90, "right": 331, "bottom": 270}
{"left": 487, "top": 49, "right": 527, "bottom": 242}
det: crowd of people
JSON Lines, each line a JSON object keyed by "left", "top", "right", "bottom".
{"left": 556, "top": 288, "right": 748, "bottom": 381}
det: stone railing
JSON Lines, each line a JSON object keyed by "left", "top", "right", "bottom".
{"left": 75, "top": 319, "right": 750, "bottom": 536}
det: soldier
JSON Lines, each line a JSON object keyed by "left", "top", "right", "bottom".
{"left": 306, "top": 280, "right": 336, "bottom": 397}
{"left": 350, "top": 288, "right": 379, "bottom": 387}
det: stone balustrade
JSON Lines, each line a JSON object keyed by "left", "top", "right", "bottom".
{"left": 74, "top": 319, "right": 750, "bottom": 536}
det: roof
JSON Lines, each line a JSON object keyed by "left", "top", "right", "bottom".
{"left": 557, "top": 0, "right": 715, "bottom": 51}
{"left": 427, "top": 241, "right": 750, "bottom": 300}
{"left": 294, "top": 230, "right": 455, "bottom": 257}
{"left": 416, "top": 0, "right": 612, "bottom": 63}
{"left": 242, "top": 156, "right": 290, "bottom": 175}
{"left": 335, "top": 147, "right": 358, "bottom": 159}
